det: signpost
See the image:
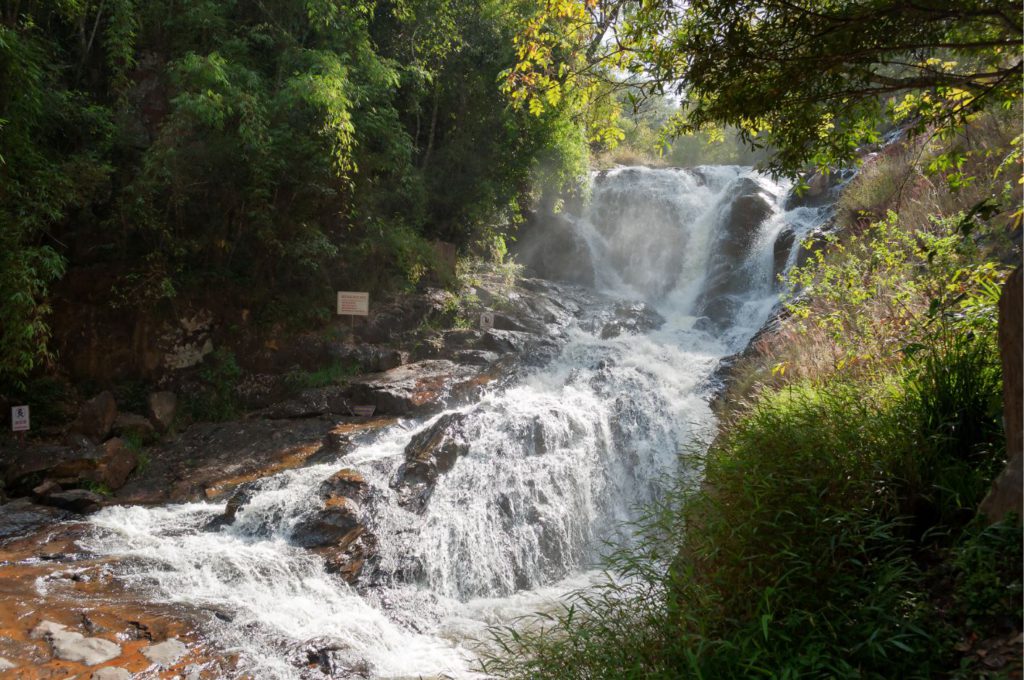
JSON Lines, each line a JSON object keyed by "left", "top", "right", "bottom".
{"left": 480, "top": 312, "right": 495, "bottom": 331}
{"left": 337, "top": 291, "right": 370, "bottom": 338}
{"left": 11, "top": 405, "right": 29, "bottom": 443}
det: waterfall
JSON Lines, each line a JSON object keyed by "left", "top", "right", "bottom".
{"left": 82, "top": 166, "right": 830, "bottom": 678}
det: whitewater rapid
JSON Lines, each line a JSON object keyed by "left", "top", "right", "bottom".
{"left": 82, "top": 166, "right": 829, "bottom": 678}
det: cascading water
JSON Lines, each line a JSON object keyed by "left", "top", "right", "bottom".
{"left": 82, "top": 165, "right": 830, "bottom": 678}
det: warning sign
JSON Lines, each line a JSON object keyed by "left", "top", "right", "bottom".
{"left": 337, "top": 292, "right": 370, "bottom": 316}
{"left": 11, "top": 405, "right": 29, "bottom": 432}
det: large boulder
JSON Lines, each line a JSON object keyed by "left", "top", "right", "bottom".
{"left": 695, "top": 177, "right": 776, "bottom": 329}
{"left": 345, "top": 360, "right": 484, "bottom": 415}
{"left": 292, "top": 468, "right": 375, "bottom": 582}
{"left": 69, "top": 391, "right": 118, "bottom": 442}
{"left": 38, "top": 489, "right": 106, "bottom": 514}
{"left": 4, "top": 437, "right": 137, "bottom": 495}
{"left": 772, "top": 227, "right": 796, "bottom": 287}
{"left": 392, "top": 413, "right": 469, "bottom": 510}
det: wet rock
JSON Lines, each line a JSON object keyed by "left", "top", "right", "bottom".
{"left": 291, "top": 637, "right": 373, "bottom": 678}
{"left": 217, "top": 480, "right": 262, "bottom": 525}
{"left": 0, "top": 498, "right": 71, "bottom": 541}
{"left": 40, "top": 489, "right": 105, "bottom": 514}
{"left": 32, "top": 620, "right": 121, "bottom": 665}
{"left": 147, "top": 391, "right": 177, "bottom": 431}
{"left": 92, "top": 667, "right": 132, "bottom": 679}
{"left": 259, "top": 385, "right": 352, "bottom": 419}
{"left": 393, "top": 413, "right": 469, "bottom": 510}
{"left": 70, "top": 391, "right": 118, "bottom": 442}
{"left": 113, "top": 412, "right": 157, "bottom": 443}
{"left": 345, "top": 360, "right": 481, "bottom": 415}
{"left": 772, "top": 227, "right": 796, "bottom": 286}
{"left": 319, "top": 468, "right": 368, "bottom": 503}
{"left": 115, "top": 416, "right": 345, "bottom": 504}
{"left": 293, "top": 497, "right": 362, "bottom": 548}
{"left": 142, "top": 638, "right": 188, "bottom": 666}
{"left": 598, "top": 302, "right": 665, "bottom": 339}
{"left": 696, "top": 176, "right": 776, "bottom": 327}
{"left": 293, "top": 470, "right": 376, "bottom": 582}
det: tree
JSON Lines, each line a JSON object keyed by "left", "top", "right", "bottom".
{"left": 506, "top": 0, "right": 1023, "bottom": 175}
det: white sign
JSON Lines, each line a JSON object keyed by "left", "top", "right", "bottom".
{"left": 480, "top": 312, "right": 495, "bottom": 331}
{"left": 337, "top": 291, "right": 370, "bottom": 316}
{"left": 11, "top": 405, "right": 29, "bottom": 432}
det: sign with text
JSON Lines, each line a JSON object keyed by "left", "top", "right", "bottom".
{"left": 11, "top": 405, "right": 29, "bottom": 432}
{"left": 352, "top": 405, "right": 376, "bottom": 418}
{"left": 337, "top": 291, "right": 370, "bottom": 316}
{"left": 480, "top": 312, "right": 495, "bottom": 331}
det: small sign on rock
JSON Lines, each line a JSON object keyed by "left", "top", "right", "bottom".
{"left": 352, "top": 405, "right": 376, "bottom": 418}
{"left": 11, "top": 406, "right": 29, "bottom": 432}
{"left": 480, "top": 312, "right": 495, "bottom": 331}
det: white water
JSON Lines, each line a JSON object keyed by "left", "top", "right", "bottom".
{"left": 82, "top": 166, "right": 829, "bottom": 678}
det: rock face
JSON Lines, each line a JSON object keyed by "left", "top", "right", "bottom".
{"left": 291, "top": 469, "right": 374, "bottom": 582}
{"left": 697, "top": 177, "right": 776, "bottom": 328}
{"left": 147, "top": 391, "right": 177, "bottom": 431}
{"left": 3, "top": 437, "right": 137, "bottom": 498}
{"left": 392, "top": 413, "right": 469, "bottom": 510}
{"left": 31, "top": 620, "right": 121, "bottom": 665}
{"left": 345, "top": 360, "right": 483, "bottom": 416}
{"left": 513, "top": 213, "right": 595, "bottom": 286}
{"left": 772, "top": 227, "right": 796, "bottom": 286}
{"left": 70, "top": 391, "right": 118, "bottom": 442}
{"left": 980, "top": 267, "right": 1022, "bottom": 523}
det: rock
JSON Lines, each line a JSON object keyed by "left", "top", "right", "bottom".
{"left": 393, "top": 413, "right": 469, "bottom": 510}
{"left": 696, "top": 176, "right": 776, "bottom": 327}
{"left": 0, "top": 499, "right": 71, "bottom": 540}
{"left": 70, "top": 391, "right": 118, "bottom": 442}
{"left": 32, "top": 479, "right": 62, "bottom": 498}
{"left": 598, "top": 302, "right": 665, "bottom": 339}
{"left": 113, "top": 412, "right": 157, "bottom": 443}
{"left": 32, "top": 620, "right": 121, "bottom": 665}
{"left": 141, "top": 638, "right": 188, "bottom": 666}
{"left": 40, "top": 489, "right": 105, "bottom": 514}
{"left": 147, "top": 391, "right": 177, "bottom": 432}
{"left": 345, "top": 360, "right": 481, "bottom": 415}
{"left": 259, "top": 385, "right": 352, "bottom": 419}
{"left": 0, "top": 657, "right": 14, "bottom": 670}
{"left": 980, "top": 267, "right": 1022, "bottom": 523}
{"left": 318, "top": 469, "right": 368, "bottom": 503}
{"left": 92, "top": 668, "right": 132, "bottom": 679}
{"left": 219, "top": 480, "right": 262, "bottom": 525}
{"left": 292, "top": 497, "right": 362, "bottom": 549}
{"left": 772, "top": 227, "right": 796, "bottom": 286}
{"left": 93, "top": 438, "right": 138, "bottom": 490}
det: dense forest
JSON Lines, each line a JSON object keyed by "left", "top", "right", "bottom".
{"left": 0, "top": 0, "right": 1021, "bottom": 678}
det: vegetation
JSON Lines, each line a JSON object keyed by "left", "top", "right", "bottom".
{"left": 0, "top": 0, "right": 590, "bottom": 385}
{"left": 505, "top": 0, "right": 1021, "bottom": 176}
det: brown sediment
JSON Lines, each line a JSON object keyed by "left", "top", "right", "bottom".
{"left": 0, "top": 522, "right": 233, "bottom": 678}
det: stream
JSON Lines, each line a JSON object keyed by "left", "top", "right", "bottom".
{"left": 81, "top": 166, "right": 830, "bottom": 678}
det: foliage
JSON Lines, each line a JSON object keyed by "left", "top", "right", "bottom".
{"left": 185, "top": 347, "right": 242, "bottom": 422}
{"left": 285, "top": 358, "right": 362, "bottom": 389}
{"left": 505, "top": 0, "right": 1022, "bottom": 176}
{"left": 0, "top": 0, "right": 588, "bottom": 384}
